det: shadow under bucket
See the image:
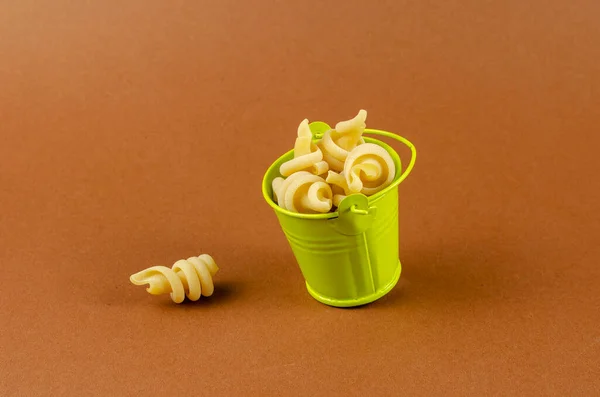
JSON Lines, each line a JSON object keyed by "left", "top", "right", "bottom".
{"left": 262, "top": 122, "right": 416, "bottom": 307}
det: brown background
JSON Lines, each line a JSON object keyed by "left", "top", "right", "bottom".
{"left": 1, "top": 0, "right": 599, "bottom": 396}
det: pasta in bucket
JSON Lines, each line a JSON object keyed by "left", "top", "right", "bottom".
{"left": 261, "top": 113, "right": 416, "bottom": 307}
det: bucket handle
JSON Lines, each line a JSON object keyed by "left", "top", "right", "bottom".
{"left": 363, "top": 128, "right": 417, "bottom": 186}
{"left": 305, "top": 123, "right": 417, "bottom": 236}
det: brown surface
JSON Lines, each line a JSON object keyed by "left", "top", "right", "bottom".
{"left": 1, "top": 1, "right": 599, "bottom": 395}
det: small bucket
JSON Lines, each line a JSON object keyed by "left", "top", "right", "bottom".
{"left": 261, "top": 122, "right": 416, "bottom": 307}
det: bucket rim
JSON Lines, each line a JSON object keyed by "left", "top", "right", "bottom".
{"left": 261, "top": 127, "right": 416, "bottom": 220}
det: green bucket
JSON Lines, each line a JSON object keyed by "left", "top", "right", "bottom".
{"left": 261, "top": 122, "right": 416, "bottom": 307}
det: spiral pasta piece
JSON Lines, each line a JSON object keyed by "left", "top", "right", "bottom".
{"left": 335, "top": 109, "right": 368, "bottom": 150}
{"left": 343, "top": 143, "right": 396, "bottom": 196}
{"left": 272, "top": 171, "right": 333, "bottom": 214}
{"left": 325, "top": 170, "right": 352, "bottom": 207}
{"left": 129, "top": 254, "right": 219, "bottom": 304}
{"left": 272, "top": 176, "right": 285, "bottom": 204}
{"left": 279, "top": 119, "right": 329, "bottom": 177}
{"left": 317, "top": 109, "right": 367, "bottom": 172}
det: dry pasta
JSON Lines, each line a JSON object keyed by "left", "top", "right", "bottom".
{"left": 279, "top": 119, "right": 329, "bottom": 177}
{"left": 334, "top": 109, "right": 368, "bottom": 150}
{"left": 272, "top": 171, "right": 333, "bottom": 213}
{"left": 325, "top": 170, "right": 352, "bottom": 207}
{"left": 271, "top": 109, "right": 396, "bottom": 213}
{"left": 317, "top": 109, "right": 367, "bottom": 172}
{"left": 129, "top": 254, "right": 218, "bottom": 304}
{"left": 343, "top": 143, "right": 396, "bottom": 196}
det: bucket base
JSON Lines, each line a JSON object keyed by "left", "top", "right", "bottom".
{"left": 305, "top": 260, "right": 402, "bottom": 308}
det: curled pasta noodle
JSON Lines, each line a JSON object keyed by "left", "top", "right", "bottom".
{"left": 333, "top": 194, "right": 346, "bottom": 208}
{"left": 272, "top": 176, "right": 284, "bottom": 203}
{"left": 343, "top": 143, "right": 396, "bottom": 196}
{"left": 273, "top": 171, "right": 333, "bottom": 213}
{"left": 317, "top": 109, "right": 367, "bottom": 172}
{"left": 129, "top": 254, "right": 219, "bottom": 304}
{"left": 317, "top": 130, "right": 347, "bottom": 172}
{"left": 325, "top": 170, "right": 352, "bottom": 207}
{"left": 335, "top": 108, "right": 368, "bottom": 150}
{"left": 279, "top": 119, "right": 329, "bottom": 177}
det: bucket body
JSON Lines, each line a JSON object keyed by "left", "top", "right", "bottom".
{"left": 262, "top": 124, "right": 416, "bottom": 307}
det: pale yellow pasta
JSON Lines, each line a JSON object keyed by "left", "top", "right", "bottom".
{"left": 334, "top": 109, "right": 368, "bottom": 150}
{"left": 317, "top": 109, "right": 367, "bottom": 172}
{"left": 317, "top": 130, "right": 347, "bottom": 172}
{"left": 279, "top": 119, "right": 329, "bottom": 177}
{"left": 344, "top": 143, "right": 396, "bottom": 196}
{"left": 333, "top": 194, "right": 346, "bottom": 208}
{"left": 272, "top": 109, "right": 394, "bottom": 212}
{"left": 273, "top": 171, "right": 333, "bottom": 214}
{"left": 325, "top": 170, "right": 353, "bottom": 207}
{"left": 129, "top": 254, "right": 218, "bottom": 304}
{"left": 326, "top": 170, "right": 352, "bottom": 194}
{"left": 272, "top": 176, "right": 285, "bottom": 203}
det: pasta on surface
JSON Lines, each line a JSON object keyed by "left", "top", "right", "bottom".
{"left": 129, "top": 254, "right": 219, "bottom": 304}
